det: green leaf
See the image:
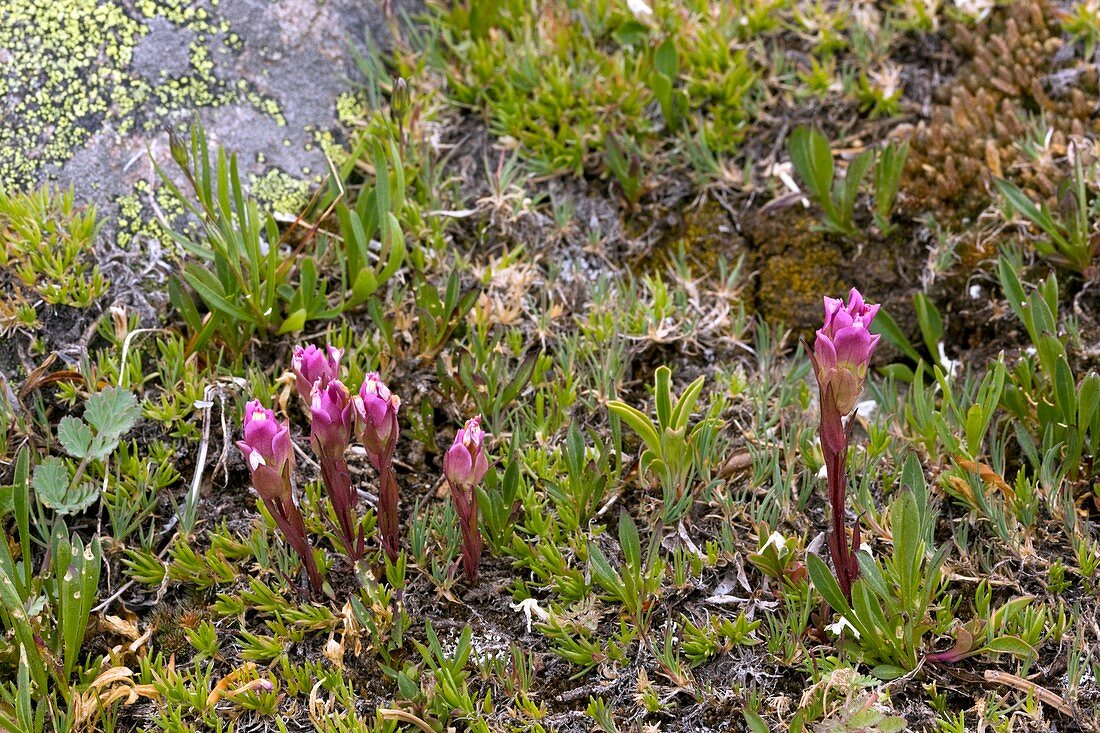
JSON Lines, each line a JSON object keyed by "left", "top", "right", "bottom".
{"left": 350, "top": 267, "right": 380, "bottom": 304}
{"left": 874, "top": 140, "right": 909, "bottom": 220}
{"left": 913, "top": 292, "right": 943, "bottom": 364}
{"left": 277, "top": 308, "right": 308, "bottom": 335}
{"left": 994, "top": 178, "right": 1068, "bottom": 250}
{"left": 608, "top": 400, "right": 662, "bottom": 455}
{"left": 789, "top": 126, "right": 835, "bottom": 215}
{"left": 183, "top": 264, "right": 254, "bottom": 324}
{"left": 84, "top": 387, "right": 140, "bottom": 448}
{"left": 964, "top": 404, "right": 984, "bottom": 458}
{"left": 655, "top": 366, "right": 673, "bottom": 430}
{"left": 981, "top": 635, "right": 1034, "bottom": 658}
{"left": 32, "top": 458, "right": 98, "bottom": 515}
{"left": 870, "top": 664, "right": 907, "bottom": 681}
{"left": 618, "top": 511, "right": 642, "bottom": 570}
{"left": 654, "top": 38, "right": 678, "bottom": 78}
{"left": 670, "top": 375, "right": 706, "bottom": 431}
{"left": 838, "top": 149, "right": 874, "bottom": 225}
{"left": 1078, "top": 374, "right": 1100, "bottom": 437}
{"left": 997, "top": 257, "right": 1030, "bottom": 337}
{"left": 743, "top": 711, "right": 770, "bottom": 733}
{"left": 57, "top": 416, "right": 93, "bottom": 459}
{"left": 900, "top": 452, "right": 929, "bottom": 536}
{"left": 587, "top": 542, "right": 624, "bottom": 599}
{"left": 870, "top": 308, "right": 922, "bottom": 363}
{"left": 1054, "top": 356, "right": 1076, "bottom": 425}
{"left": 807, "top": 552, "right": 851, "bottom": 616}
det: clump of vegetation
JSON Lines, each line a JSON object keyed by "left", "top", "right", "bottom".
{"left": 903, "top": 0, "right": 1099, "bottom": 218}
{"left": 0, "top": 187, "right": 107, "bottom": 316}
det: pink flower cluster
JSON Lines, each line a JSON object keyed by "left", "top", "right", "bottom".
{"left": 236, "top": 343, "right": 490, "bottom": 590}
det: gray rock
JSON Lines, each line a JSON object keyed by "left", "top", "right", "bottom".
{"left": 0, "top": 0, "right": 415, "bottom": 228}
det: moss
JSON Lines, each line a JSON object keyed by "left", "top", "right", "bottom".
{"left": 744, "top": 209, "right": 848, "bottom": 333}
{"left": 901, "top": 0, "right": 1099, "bottom": 221}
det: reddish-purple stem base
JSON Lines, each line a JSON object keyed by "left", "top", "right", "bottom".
{"left": 262, "top": 494, "right": 323, "bottom": 591}
{"left": 320, "top": 456, "right": 364, "bottom": 561}
{"left": 378, "top": 464, "right": 400, "bottom": 563}
{"left": 820, "top": 393, "right": 859, "bottom": 603}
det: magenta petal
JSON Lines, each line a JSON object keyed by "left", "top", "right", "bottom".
{"left": 365, "top": 396, "right": 390, "bottom": 427}
{"left": 272, "top": 426, "right": 294, "bottom": 466}
{"left": 833, "top": 325, "right": 872, "bottom": 366}
{"left": 831, "top": 309, "right": 854, "bottom": 332}
{"left": 444, "top": 444, "right": 473, "bottom": 486}
{"left": 814, "top": 332, "right": 838, "bottom": 372}
{"left": 846, "top": 288, "right": 865, "bottom": 314}
{"left": 472, "top": 451, "right": 489, "bottom": 486}
{"left": 867, "top": 333, "right": 881, "bottom": 356}
{"left": 235, "top": 440, "right": 254, "bottom": 467}
{"left": 862, "top": 303, "right": 880, "bottom": 325}
{"left": 245, "top": 420, "right": 278, "bottom": 460}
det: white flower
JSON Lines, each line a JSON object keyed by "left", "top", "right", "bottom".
{"left": 510, "top": 598, "right": 550, "bottom": 633}
{"left": 937, "top": 342, "right": 960, "bottom": 378}
{"left": 626, "top": 0, "right": 653, "bottom": 17}
{"left": 953, "top": 0, "right": 994, "bottom": 21}
{"left": 826, "top": 616, "right": 860, "bottom": 638}
{"left": 761, "top": 531, "right": 788, "bottom": 553}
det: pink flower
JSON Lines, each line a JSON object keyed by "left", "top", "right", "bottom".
{"left": 291, "top": 345, "right": 343, "bottom": 404}
{"left": 236, "top": 400, "right": 295, "bottom": 504}
{"left": 443, "top": 416, "right": 490, "bottom": 582}
{"left": 443, "top": 416, "right": 489, "bottom": 491}
{"left": 811, "top": 288, "right": 881, "bottom": 415}
{"left": 235, "top": 399, "right": 322, "bottom": 590}
{"left": 353, "top": 372, "right": 400, "bottom": 470}
{"left": 309, "top": 380, "right": 355, "bottom": 461}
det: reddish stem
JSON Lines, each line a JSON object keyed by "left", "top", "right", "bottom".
{"left": 262, "top": 494, "right": 323, "bottom": 591}
{"left": 820, "top": 396, "right": 857, "bottom": 603}
{"left": 448, "top": 481, "right": 483, "bottom": 583}
{"left": 319, "top": 456, "right": 364, "bottom": 561}
{"left": 378, "top": 463, "right": 400, "bottom": 563}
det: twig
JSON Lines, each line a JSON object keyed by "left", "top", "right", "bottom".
{"left": 982, "top": 670, "right": 1074, "bottom": 717}
{"left": 377, "top": 709, "right": 437, "bottom": 733}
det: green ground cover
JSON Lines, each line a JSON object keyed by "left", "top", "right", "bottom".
{"left": 1, "top": 1, "right": 1100, "bottom": 731}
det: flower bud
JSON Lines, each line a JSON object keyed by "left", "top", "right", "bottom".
{"left": 235, "top": 400, "right": 295, "bottom": 504}
{"left": 309, "top": 380, "right": 355, "bottom": 461}
{"left": 354, "top": 372, "right": 400, "bottom": 469}
{"left": 443, "top": 416, "right": 489, "bottom": 491}
{"left": 291, "top": 345, "right": 343, "bottom": 404}
{"left": 392, "top": 76, "right": 410, "bottom": 120}
{"left": 168, "top": 128, "right": 189, "bottom": 171}
{"left": 811, "top": 288, "right": 881, "bottom": 415}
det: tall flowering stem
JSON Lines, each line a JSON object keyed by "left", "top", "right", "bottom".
{"left": 236, "top": 401, "right": 322, "bottom": 591}
{"left": 354, "top": 373, "right": 401, "bottom": 562}
{"left": 807, "top": 288, "right": 881, "bottom": 603}
{"left": 443, "top": 417, "right": 489, "bottom": 583}
{"left": 310, "top": 380, "right": 363, "bottom": 560}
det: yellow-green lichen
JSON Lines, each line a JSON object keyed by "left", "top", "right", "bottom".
{"left": 0, "top": 0, "right": 284, "bottom": 191}
{"left": 248, "top": 169, "right": 311, "bottom": 215}
{"left": 336, "top": 91, "right": 370, "bottom": 127}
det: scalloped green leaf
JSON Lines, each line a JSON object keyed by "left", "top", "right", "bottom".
{"left": 84, "top": 387, "right": 140, "bottom": 448}
{"left": 57, "top": 416, "right": 93, "bottom": 459}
